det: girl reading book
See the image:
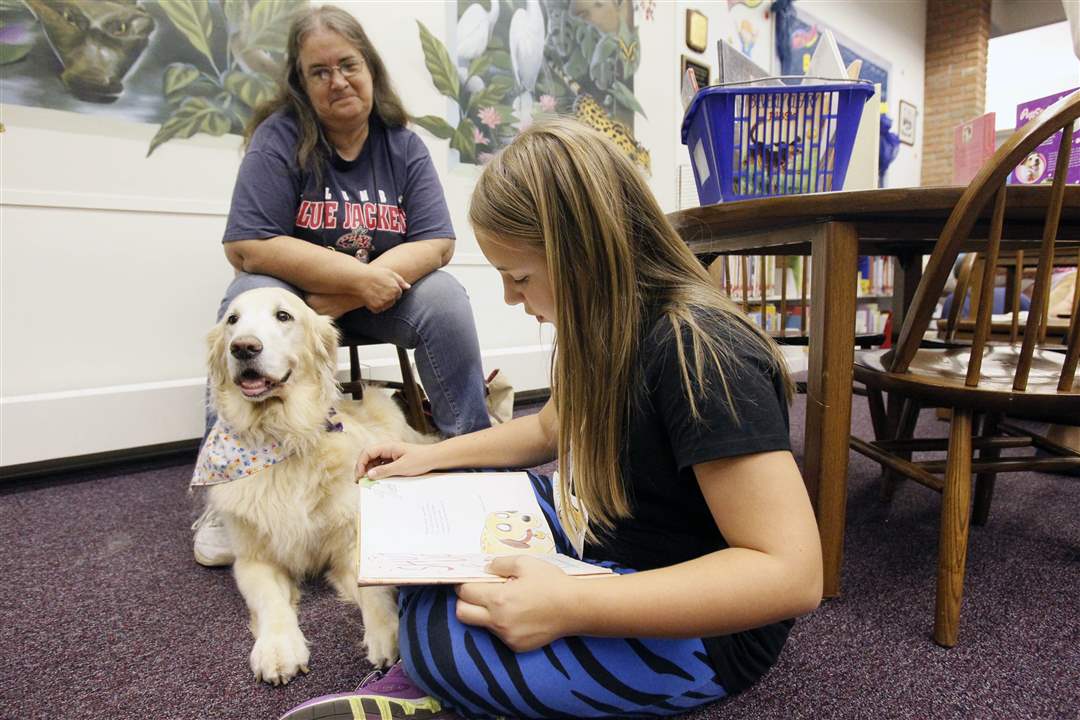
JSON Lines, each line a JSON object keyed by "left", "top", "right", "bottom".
{"left": 281, "top": 119, "right": 822, "bottom": 719}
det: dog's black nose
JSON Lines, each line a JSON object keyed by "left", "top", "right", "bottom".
{"left": 231, "top": 337, "right": 263, "bottom": 360}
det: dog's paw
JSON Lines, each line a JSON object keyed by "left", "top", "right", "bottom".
{"left": 249, "top": 628, "right": 310, "bottom": 686}
{"left": 362, "top": 608, "right": 400, "bottom": 668}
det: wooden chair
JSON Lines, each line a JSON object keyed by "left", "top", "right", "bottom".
{"left": 936, "top": 248, "right": 1078, "bottom": 346}
{"left": 338, "top": 334, "right": 432, "bottom": 434}
{"left": 849, "top": 90, "right": 1080, "bottom": 647}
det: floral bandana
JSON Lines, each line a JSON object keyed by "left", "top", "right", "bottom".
{"left": 190, "top": 409, "right": 344, "bottom": 488}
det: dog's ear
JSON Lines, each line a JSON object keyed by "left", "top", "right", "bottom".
{"left": 312, "top": 312, "right": 341, "bottom": 376}
{"left": 206, "top": 319, "right": 228, "bottom": 390}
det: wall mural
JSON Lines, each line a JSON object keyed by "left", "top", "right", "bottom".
{"left": 414, "top": 0, "right": 651, "bottom": 173}
{"left": 0, "top": 0, "right": 299, "bottom": 155}
{"left": 782, "top": 8, "right": 890, "bottom": 100}
{"left": 723, "top": 0, "right": 772, "bottom": 74}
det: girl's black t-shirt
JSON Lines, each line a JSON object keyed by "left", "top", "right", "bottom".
{"left": 584, "top": 306, "right": 795, "bottom": 695}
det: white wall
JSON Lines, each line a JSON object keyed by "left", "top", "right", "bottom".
{"left": 987, "top": 20, "right": 1080, "bottom": 131}
{"left": 784, "top": 1, "right": 927, "bottom": 187}
{"left": 0, "top": 0, "right": 926, "bottom": 466}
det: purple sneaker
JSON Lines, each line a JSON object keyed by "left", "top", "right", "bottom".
{"left": 279, "top": 662, "right": 459, "bottom": 720}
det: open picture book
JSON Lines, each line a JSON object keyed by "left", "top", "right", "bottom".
{"left": 356, "top": 471, "right": 614, "bottom": 585}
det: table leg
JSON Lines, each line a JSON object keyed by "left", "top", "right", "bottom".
{"left": 887, "top": 252, "right": 923, "bottom": 430}
{"left": 804, "top": 221, "right": 858, "bottom": 598}
{"left": 891, "top": 251, "right": 923, "bottom": 339}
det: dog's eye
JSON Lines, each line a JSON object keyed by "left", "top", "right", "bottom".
{"left": 276, "top": 311, "right": 293, "bottom": 322}
{"left": 226, "top": 314, "right": 239, "bottom": 325}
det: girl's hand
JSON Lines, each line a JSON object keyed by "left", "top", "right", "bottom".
{"left": 356, "top": 442, "right": 438, "bottom": 479}
{"left": 454, "top": 556, "right": 580, "bottom": 652}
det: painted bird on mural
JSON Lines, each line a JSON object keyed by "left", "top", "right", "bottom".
{"left": 509, "top": 0, "right": 546, "bottom": 121}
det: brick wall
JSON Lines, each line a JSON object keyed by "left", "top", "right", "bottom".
{"left": 921, "top": 0, "right": 992, "bottom": 186}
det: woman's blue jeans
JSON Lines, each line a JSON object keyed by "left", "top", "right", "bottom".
{"left": 208, "top": 270, "right": 492, "bottom": 437}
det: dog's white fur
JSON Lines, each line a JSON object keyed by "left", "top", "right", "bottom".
{"left": 205, "top": 287, "right": 431, "bottom": 685}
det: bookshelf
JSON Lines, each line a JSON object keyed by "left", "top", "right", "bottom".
{"left": 705, "top": 251, "right": 895, "bottom": 337}
{"left": 677, "top": 164, "right": 896, "bottom": 341}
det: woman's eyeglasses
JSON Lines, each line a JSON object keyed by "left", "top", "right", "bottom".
{"left": 306, "top": 58, "right": 365, "bottom": 87}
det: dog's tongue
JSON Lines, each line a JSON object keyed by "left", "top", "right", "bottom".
{"left": 239, "top": 377, "right": 271, "bottom": 396}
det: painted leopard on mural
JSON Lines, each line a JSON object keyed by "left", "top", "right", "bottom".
{"left": 550, "top": 63, "right": 651, "bottom": 174}
{"left": 571, "top": 92, "right": 651, "bottom": 174}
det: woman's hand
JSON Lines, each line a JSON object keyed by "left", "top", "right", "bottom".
{"left": 454, "top": 556, "right": 580, "bottom": 652}
{"left": 359, "top": 265, "right": 411, "bottom": 313}
{"left": 305, "top": 265, "right": 410, "bottom": 317}
{"left": 306, "top": 292, "right": 364, "bottom": 318}
{"left": 356, "top": 441, "right": 440, "bottom": 479}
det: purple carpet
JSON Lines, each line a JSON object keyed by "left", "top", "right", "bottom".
{"left": 2, "top": 395, "right": 1077, "bottom": 720}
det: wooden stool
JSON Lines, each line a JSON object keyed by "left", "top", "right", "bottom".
{"left": 338, "top": 334, "right": 432, "bottom": 434}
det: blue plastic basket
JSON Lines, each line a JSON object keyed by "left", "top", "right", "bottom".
{"left": 681, "top": 78, "right": 875, "bottom": 204}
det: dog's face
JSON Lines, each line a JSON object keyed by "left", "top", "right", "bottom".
{"left": 207, "top": 287, "right": 338, "bottom": 405}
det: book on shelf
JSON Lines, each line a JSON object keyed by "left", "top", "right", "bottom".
{"left": 953, "top": 112, "right": 996, "bottom": 185}
{"left": 1008, "top": 87, "right": 1080, "bottom": 186}
{"left": 356, "top": 472, "right": 613, "bottom": 586}
{"left": 711, "top": 253, "right": 893, "bottom": 337}
{"left": 717, "top": 255, "right": 893, "bottom": 301}
{"left": 719, "top": 255, "right": 782, "bottom": 299}
{"left": 857, "top": 256, "right": 895, "bottom": 297}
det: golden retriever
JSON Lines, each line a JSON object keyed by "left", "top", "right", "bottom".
{"left": 201, "top": 287, "right": 430, "bottom": 685}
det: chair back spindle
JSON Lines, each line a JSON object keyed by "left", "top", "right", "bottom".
{"left": 965, "top": 185, "right": 1007, "bottom": 386}
{"left": 1014, "top": 117, "right": 1074, "bottom": 391}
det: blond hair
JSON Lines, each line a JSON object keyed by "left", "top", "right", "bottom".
{"left": 469, "top": 118, "right": 794, "bottom": 540}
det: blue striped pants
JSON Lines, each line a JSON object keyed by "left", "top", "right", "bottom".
{"left": 397, "top": 473, "right": 728, "bottom": 719}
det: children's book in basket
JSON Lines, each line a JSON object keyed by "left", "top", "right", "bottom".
{"left": 356, "top": 471, "right": 613, "bottom": 586}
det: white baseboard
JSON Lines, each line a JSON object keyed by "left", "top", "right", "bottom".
{"left": 0, "top": 345, "right": 554, "bottom": 467}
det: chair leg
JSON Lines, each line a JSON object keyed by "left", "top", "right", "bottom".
{"left": 866, "top": 387, "right": 888, "bottom": 441}
{"left": 397, "top": 347, "right": 431, "bottom": 434}
{"left": 881, "top": 398, "right": 920, "bottom": 501}
{"left": 971, "top": 412, "right": 1002, "bottom": 526}
{"left": 348, "top": 344, "right": 363, "bottom": 401}
{"left": 934, "top": 407, "right": 974, "bottom": 648}
{"left": 865, "top": 387, "right": 890, "bottom": 477}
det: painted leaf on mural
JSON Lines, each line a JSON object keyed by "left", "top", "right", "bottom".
{"left": 610, "top": 80, "right": 645, "bottom": 119}
{"left": 466, "top": 54, "right": 491, "bottom": 82}
{"left": 244, "top": 0, "right": 295, "bottom": 52}
{"left": 148, "top": 96, "right": 231, "bottom": 156}
{"left": 466, "top": 75, "right": 515, "bottom": 115}
{"left": 224, "top": 70, "right": 275, "bottom": 109}
{"left": 450, "top": 117, "right": 478, "bottom": 164}
{"left": 163, "top": 63, "right": 202, "bottom": 97}
{"left": 158, "top": 0, "right": 215, "bottom": 64}
{"left": 413, "top": 114, "right": 455, "bottom": 140}
{"left": 417, "top": 21, "right": 459, "bottom": 101}
{"left": 0, "top": 14, "right": 32, "bottom": 65}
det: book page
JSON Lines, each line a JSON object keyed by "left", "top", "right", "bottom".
{"left": 357, "top": 472, "right": 612, "bottom": 585}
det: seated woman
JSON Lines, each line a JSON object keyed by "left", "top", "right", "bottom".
{"left": 193, "top": 5, "right": 491, "bottom": 567}
{"left": 281, "top": 120, "right": 823, "bottom": 719}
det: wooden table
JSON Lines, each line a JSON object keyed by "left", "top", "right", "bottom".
{"left": 668, "top": 185, "right": 1080, "bottom": 597}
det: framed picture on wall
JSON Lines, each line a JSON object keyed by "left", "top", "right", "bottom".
{"left": 681, "top": 55, "right": 711, "bottom": 89}
{"left": 685, "top": 9, "right": 708, "bottom": 53}
{"left": 898, "top": 100, "right": 918, "bottom": 146}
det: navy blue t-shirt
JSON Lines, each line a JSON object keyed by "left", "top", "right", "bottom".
{"left": 223, "top": 111, "right": 454, "bottom": 261}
